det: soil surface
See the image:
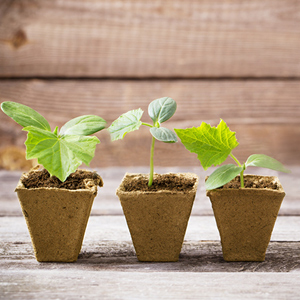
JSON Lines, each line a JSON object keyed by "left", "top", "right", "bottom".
{"left": 21, "top": 168, "right": 103, "bottom": 190}
{"left": 123, "top": 174, "right": 197, "bottom": 192}
{"left": 219, "top": 175, "right": 280, "bottom": 190}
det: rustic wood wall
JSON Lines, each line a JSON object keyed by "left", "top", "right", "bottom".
{"left": 0, "top": 0, "right": 299, "bottom": 168}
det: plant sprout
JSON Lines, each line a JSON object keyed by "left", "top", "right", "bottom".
{"left": 1, "top": 101, "right": 106, "bottom": 182}
{"left": 108, "top": 97, "right": 177, "bottom": 187}
{"left": 175, "top": 119, "right": 291, "bottom": 190}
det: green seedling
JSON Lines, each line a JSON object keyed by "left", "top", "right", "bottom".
{"left": 1, "top": 101, "right": 106, "bottom": 182}
{"left": 175, "top": 119, "right": 290, "bottom": 190}
{"left": 108, "top": 97, "right": 177, "bottom": 187}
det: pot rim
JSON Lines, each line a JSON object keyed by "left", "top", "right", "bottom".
{"left": 206, "top": 174, "right": 285, "bottom": 196}
{"left": 116, "top": 172, "right": 199, "bottom": 195}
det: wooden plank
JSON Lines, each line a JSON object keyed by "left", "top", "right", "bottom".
{"left": 1, "top": 80, "right": 299, "bottom": 166}
{"left": 1, "top": 216, "right": 300, "bottom": 271}
{"left": 0, "top": 270, "right": 299, "bottom": 300}
{"left": 1, "top": 241, "right": 300, "bottom": 273}
{"left": 1, "top": 216, "right": 300, "bottom": 298}
{"left": 1, "top": 168, "right": 299, "bottom": 216}
{"left": 0, "top": 0, "right": 300, "bottom": 77}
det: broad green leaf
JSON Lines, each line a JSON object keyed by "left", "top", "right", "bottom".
{"left": 205, "top": 164, "right": 243, "bottom": 190}
{"left": 175, "top": 120, "right": 239, "bottom": 170}
{"left": 1, "top": 101, "right": 51, "bottom": 131}
{"left": 245, "top": 154, "right": 291, "bottom": 173}
{"left": 108, "top": 109, "right": 143, "bottom": 141}
{"left": 23, "top": 126, "right": 100, "bottom": 182}
{"left": 148, "top": 97, "right": 177, "bottom": 124}
{"left": 60, "top": 115, "right": 106, "bottom": 136}
{"left": 150, "top": 127, "right": 178, "bottom": 143}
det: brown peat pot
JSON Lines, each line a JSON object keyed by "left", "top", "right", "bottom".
{"left": 207, "top": 175, "right": 285, "bottom": 262}
{"left": 15, "top": 170, "right": 103, "bottom": 262}
{"left": 117, "top": 173, "right": 199, "bottom": 262}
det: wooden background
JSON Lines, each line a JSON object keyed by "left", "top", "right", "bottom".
{"left": 0, "top": 0, "right": 300, "bottom": 168}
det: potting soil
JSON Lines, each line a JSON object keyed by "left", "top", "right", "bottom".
{"left": 22, "top": 168, "right": 103, "bottom": 190}
{"left": 122, "top": 173, "right": 197, "bottom": 192}
{"left": 220, "top": 176, "right": 280, "bottom": 190}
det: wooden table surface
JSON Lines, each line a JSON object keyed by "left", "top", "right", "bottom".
{"left": 1, "top": 167, "right": 300, "bottom": 299}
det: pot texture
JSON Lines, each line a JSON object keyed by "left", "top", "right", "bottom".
{"left": 207, "top": 175, "right": 285, "bottom": 262}
{"left": 117, "top": 173, "right": 199, "bottom": 262}
{"left": 15, "top": 171, "right": 102, "bottom": 262}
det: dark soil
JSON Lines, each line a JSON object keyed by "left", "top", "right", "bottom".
{"left": 22, "top": 168, "right": 103, "bottom": 190}
{"left": 218, "top": 175, "right": 280, "bottom": 190}
{"left": 123, "top": 174, "right": 197, "bottom": 192}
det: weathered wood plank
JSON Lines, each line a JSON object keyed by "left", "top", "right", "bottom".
{"left": 1, "top": 80, "right": 299, "bottom": 166}
{"left": 1, "top": 216, "right": 300, "bottom": 272}
{"left": 0, "top": 270, "right": 299, "bottom": 300}
{"left": 1, "top": 241, "right": 300, "bottom": 273}
{"left": 0, "top": 0, "right": 300, "bottom": 77}
{"left": 0, "top": 168, "right": 299, "bottom": 216}
{"left": 1, "top": 216, "right": 300, "bottom": 298}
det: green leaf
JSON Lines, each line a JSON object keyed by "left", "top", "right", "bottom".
{"left": 1, "top": 101, "right": 51, "bottom": 131}
{"left": 60, "top": 115, "right": 106, "bottom": 136}
{"left": 150, "top": 127, "right": 177, "bottom": 143}
{"left": 23, "top": 126, "right": 100, "bottom": 182}
{"left": 245, "top": 154, "right": 291, "bottom": 173}
{"left": 205, "top": 164, "right": 243, "bottom": 190}
{"left": 175, "top": 120, "right": 239, "bottom": 170}
{"left": 108, "top": 109, "right": 143, "bottom": 141}
{"left": 148, "top": 97, "right": 177, "bottom": 124}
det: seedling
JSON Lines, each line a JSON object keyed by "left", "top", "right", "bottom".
{"left": 1, "top": 101, "right": 106, "bottom": 182}
{"left": 108, "top": 97, "right": 177, "bottom": 187}
{"left": 175, "top": 119, "right": 291, "bottom": 190}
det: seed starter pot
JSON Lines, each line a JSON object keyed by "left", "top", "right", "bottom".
{"left": 116, "top": 173, "right": 199, "bottom": 262}
{"left": 15, "top": 169, "right": 103, "bottom": 262}
{"left": 207, "top": 175, "right": 285, "bottom": 262}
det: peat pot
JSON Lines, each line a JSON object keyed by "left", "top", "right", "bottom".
{"left": 207, "top": 175, "right": 286, "bottom": 262}
{"left": 15, "top": 170, "right": 103, "bottom": 262}
{"left": 117, "top": 173, "right": 199, "bottom": 262}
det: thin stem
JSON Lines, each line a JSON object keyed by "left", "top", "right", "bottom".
{"left": 148, "top": 136, "right": 155, "bottom": 187}
{"left": 230, "top": 153, "right": 245, "bottom": 188}
{"left": 142, "top": 122, "right": 153, "bottom": 128}
{"left": 240, "top": 167, "right": 245, "bottom": 188}
{"left": 230, "top": 153, "right": 242, "bottom": 167}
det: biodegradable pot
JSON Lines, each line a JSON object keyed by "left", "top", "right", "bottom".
{"left": 207, "top": 175, "right": 285, "bottom": 262}
{"left": 116, "top": 173, "right": 199, "bottom": 262}
{"left": 15, "top": 171, "right": 103, "bottom": 262}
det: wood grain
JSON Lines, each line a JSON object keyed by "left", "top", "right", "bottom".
{"left": 1, "top": 270, "right": 300, "bottom": 300}
{"left": 0, "top": 79, "right": 299, "bottom": 166}
{"left": 0, "top": 0, "right": 300, "bottom": 77}
{"left": 1, "top": 216, "right": 300, "bottom": 271}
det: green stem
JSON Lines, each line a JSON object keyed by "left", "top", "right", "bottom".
{"left": 142, "top": 122, "right": 153, "bottom": 128}
{"left": 148, "top": 136, "right": 155, "bottom": 187}
{"left": 230, "top": 153, "right": 242, "bottom": 167}
{"left": 240, "top": 167, "right": 245, "bottom": 188}
{"left": 230, "top": 153, "right": 245, "bottom": 188}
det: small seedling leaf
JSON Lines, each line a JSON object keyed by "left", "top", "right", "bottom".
{"left": 245, "top": 154, "right": 291, "bottom": 173}
{"left": 23, "top": 126, "right": 100, "bottom": 182}
{"left": 150, "top": 127, "right": 178, "bottom": 143}
{"left": 175, "top": 120, "right": 239, "bottom": 170}
{"left": 148, "top": 97, "right": 177, "bottom": 124}
{"left": 205, "top": 164, "right": 243, "bottom": 190}
{"left": 108, "top": 109, "right": 143, "bottom": 141}
{"left": 60, "top": 115, "right": 106, "bottom": 136}
{"left": 1, "top": 101, "right": 51, "bottom": 131}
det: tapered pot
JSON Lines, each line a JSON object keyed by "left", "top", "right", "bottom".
{"left": 15, "top": 171, "right": 103, "bottom": 262}
{"left": 117, "top": 173, "right": 199, "bottom": 262}
{"left": 207, "top": 175, "right": 285, "bottom": 262}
